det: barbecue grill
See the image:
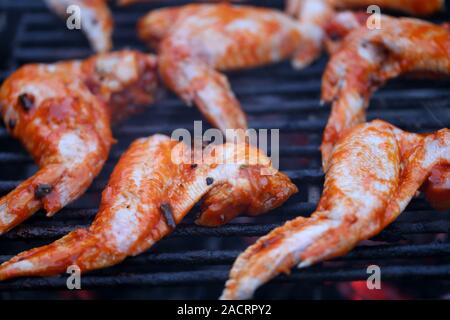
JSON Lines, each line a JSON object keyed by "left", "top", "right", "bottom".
{"left": 0, "top": 0, "right": 449, "bottom": 300}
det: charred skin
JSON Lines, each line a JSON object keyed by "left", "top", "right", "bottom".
{"left": 221, "top": 120, "right": 450, "bottom": 300}
{"left": 0, "top": 50, "right": 159, "bottom": 234}
{"left": 44, "top": 0, "right": 113, "bottom": 53}
{"left": 0, "top": 135, "right": 297, "bottom": 280}
{"left": 138, "top": 3, "right": 323, "bottom": 132}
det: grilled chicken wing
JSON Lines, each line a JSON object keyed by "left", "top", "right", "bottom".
{"left": 287, "top": 0, "right": 444, "bottom": 17}
{"left": 321, "top": 15, "right": 450, "bottom": 165}
{"left": 138, "top": 3, "right": 320, "bottom": 132}
{"left": 0, "top": 134, "right": 297, "bottom": 280}
{"left": 328, "top": 0, "right": 444, "bottom": 15}
{"left": 221, "top": 120, "right": 450, "bottom": 300}
{"left": 320, "top": 15, "right": 450, "bottom": 209}
{"left": 0, "top": 50, "right": 158, "bottom": 234}
{"left": 286, "top": 0, "right": 444, "bottom": 67}
{"left": 44, "top": 0, "right": 113, "bottom": 53}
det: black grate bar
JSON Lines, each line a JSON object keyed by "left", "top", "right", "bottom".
{"left": 0, "top": 145, "right": 321, "bottom": 164}
{"left": 2, "top": 243, "right": 449, "bottom": 266}
{"left": 1, "top": 263, "right": 450, "bottom": 290}
{"left": 1, "top": 111, "right": 448, "bottom": 139}
{"left": 4, "top": 218, "right": 450, "bottom": 240}
{"left": 0, "top": 102, "right": 448, "bottom": 138}
{"left": 0, "top": 116, "right": 425, "bottom": 139}
{"left": 0, "top": 170, "right": 322, "bottom": 194}
{"left": 1, "top": 203, "right": 443, "bottom": 222}
{"left": 0, "top": 200, "right": 442, "bottom": 222}
{"left": 1, "top": 0, "right": 285, "bottom": 10}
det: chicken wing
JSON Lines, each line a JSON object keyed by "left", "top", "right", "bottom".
{"left": 221, "top": 120, "right": 449, "bottom": 300}
{"left": 0, "top": 50, "right": 158, "bottom": 234}
{"left": 0, "top": 134, "right": 297, "bottom": 280}
{"left": 287, "top": 0, "right": 444, "bottom": 17}
{"left": 138, "top": 3, "right": 320, "bottom": 132}
{"left": 44, "top": 0, "right": 113, "bottom": 53}
{"left": 286, "top": 0, "right": 444, "bottom": 67}
{"left": 328, "top": 0, "right": 444, "bottom": 16}
{"left": 320, "top": 15, "right": 450, "bottom": 209}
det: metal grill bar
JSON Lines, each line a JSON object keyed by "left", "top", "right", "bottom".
{"left": 0, "top": 170, "right": 322, "bottom": 194}
{"left": 0, "top": 145, "right": 321, "bottom": 164}
{"left": 1, "top": 264, "right": 450, "bottom": 290}
{"left": 0, "top": 199, "right": 442, "bottom": 221}
{"left": 1, "top": 0, "right": 285, "bottom": 10}
{"left": 3, "top": 219, "right": 449, "bottom": 241}
{"left": 1, "top": 243, "right": 449, "bottom": 266}
{"left": 2, "top": 112, "right": 446, "bottom": 138}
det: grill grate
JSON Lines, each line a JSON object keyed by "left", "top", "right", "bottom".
{"left": 0, "top": 0, "right": 449, "bottom": 299}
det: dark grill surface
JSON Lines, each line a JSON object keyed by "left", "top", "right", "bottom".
{"left": 0, "top": 0, "right": 449, "bottom": 299}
